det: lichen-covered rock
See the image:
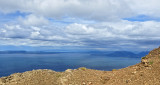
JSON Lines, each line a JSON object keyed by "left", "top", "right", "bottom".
{"left": 141, "top": 59, "right": 151, "bottom": 67}
{"left": 65, "top": 69, "right": 72, "bottom": 73}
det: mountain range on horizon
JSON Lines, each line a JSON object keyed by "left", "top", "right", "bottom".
{"left": 0, "top": 50, "right": 149, "bottom": 58}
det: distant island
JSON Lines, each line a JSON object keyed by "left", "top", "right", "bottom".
{"left": 0, "top": 50, "right": 149, "bottom": 58}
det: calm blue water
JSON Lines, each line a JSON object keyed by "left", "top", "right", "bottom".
{"left": 0, "top": 53, "right": 141, "bottom": 77}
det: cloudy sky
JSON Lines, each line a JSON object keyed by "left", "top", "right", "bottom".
{"left": 0, "top": 0, "right": 160, "bottom": 51}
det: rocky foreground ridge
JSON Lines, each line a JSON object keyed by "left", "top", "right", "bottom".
{"left": 0, "top": 47, "right": 160, "bottom": 85}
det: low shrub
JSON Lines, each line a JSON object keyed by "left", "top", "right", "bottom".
{"left": 79, "top": 67, "right": 87, "bottom": 71}
{"left": 141, "top": 56, "right": 146, "bottom": 59}
{"left": 112, "top": 69, "right": 117, "bottom": 71}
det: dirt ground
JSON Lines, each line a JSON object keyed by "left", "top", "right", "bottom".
{"left": 0, "top": 47, "right": 160, "bottom": 85}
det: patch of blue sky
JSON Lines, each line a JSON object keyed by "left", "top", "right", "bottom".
{"left": 123, "top": 15, "right": 160, "bottom": 22}
{"left": 0, "top": 11, "right": 29, "bottom": 23}
{"left": 48, "top": 16, "right": 96, "bottom": 25}
{"left": 48, "top": 18, "right": 73, "bottom": 25}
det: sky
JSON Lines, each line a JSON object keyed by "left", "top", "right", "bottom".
{"left": 0, "top": 0, "right": 160, "bottom": 52}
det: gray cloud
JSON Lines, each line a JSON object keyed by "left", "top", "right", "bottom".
{"left": 0, "top": 0, "right": 160, "bottom": 21}
{"left": 0, "top": 19, "right": 160, "bottom": 51}
{"left": 0, "top": 0, "right": 160, "bottom": 51}
{"left": 0, "top": 0, "right": 132, "bottom": 21}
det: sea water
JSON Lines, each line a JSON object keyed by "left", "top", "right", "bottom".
{"left": 0, "top": 53, "right": 140, "bottom": 77}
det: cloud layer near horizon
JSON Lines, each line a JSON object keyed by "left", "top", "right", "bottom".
{"left": 0, "top": 0, "right": 160, "bottom": 51}
{"left": 1, "top": 0, "right": 160, "bottom": 21}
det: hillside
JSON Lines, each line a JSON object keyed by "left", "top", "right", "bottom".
{"left": 0, "top": 47, "right": 160, "bottom": 85}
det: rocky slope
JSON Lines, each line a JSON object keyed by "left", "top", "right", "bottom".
{"left": 0, "top": 47, "right": 160, "bottom": 85}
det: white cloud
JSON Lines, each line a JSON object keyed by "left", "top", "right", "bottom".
{"left": 0, "top": 0, "right": 160, "bottom": 51}
{"left": 0, "top": 24, "right": 31, "bottom": 38}
{"left": 0, "top": 0, "right": 160, "bottom": 21}
{"left": 65, "top": 20, "right": 160, "bottom": 41}
{"left": 30, "top": 31, "right": 40, "bottom": 38}
{"left": 1, "top": 19, "right": 160, "bottom": 51}
{"left": 0, "top": 0, "right": 132, "bottom": 21}
{"left": 66, "top": 23, "right": 95, "bottom": 35}
{"left": 19, "top": 14, "right": 49, "bottom": 26}
{"left": 125, "top": 0, "right": 160, "bottom": 17}
{"left": 1, "top": 0, "right": 160, "bottom": 21}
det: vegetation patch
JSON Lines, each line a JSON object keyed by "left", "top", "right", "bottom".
{"left": 141, "top": 56, "right": 146, "bottom": 59}
{"left": 112, "top": 69, "right": 117, "bottom": 71}
{"left": 149, "top": 61, "right": 153, "bottom": 65}
{"left": 79, "top": 67, "right": 87, "bottom": 71}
